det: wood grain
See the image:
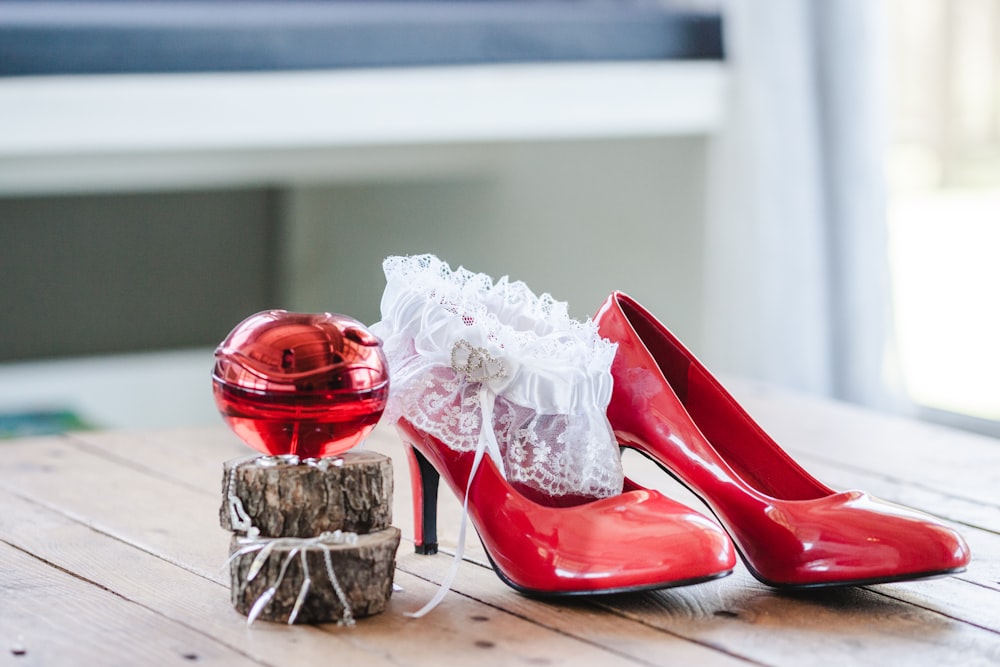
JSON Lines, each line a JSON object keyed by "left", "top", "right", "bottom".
{"left": 228, "top": 528, "right": 401, "bottom": 623}
{"left": 0, "top": 477, "right": 673, "bottom": 666}
{"left": 0, "top": 540, "right": 261, "bottom": 666}
{"left": 0, "top": 489, "right": 381, "bottom": 666}
{"left": 0, "top": 431, "right": 734, "bottom": 665}
{"left": 220, "top": 451, "right": 393, "bottom": 537}
{"left": 2, "top": 378, "right": 999, "bottom": 666}
{"left": 730, "top": 381, "right": 1000, "bottom": 507}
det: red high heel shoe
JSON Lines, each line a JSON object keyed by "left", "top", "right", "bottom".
{"left": 371, "top": 256, "right": 735, "bottom": 615}
{"left": 399, "top": 418, "right": 734, "bottom": 596}
{"left": 595, "top": 291, "right": 970, "bottom": 588}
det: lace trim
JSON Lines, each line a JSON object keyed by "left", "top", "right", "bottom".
{"left": 373, "top": 254, "right": 623, "bottom": 501}
{"left": 381, "top": 254, "right": 612, "bottom": 364}
{"left": 394, "top": 366, "right": 621, "bottom": 499}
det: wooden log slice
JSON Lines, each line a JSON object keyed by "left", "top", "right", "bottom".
{"left": 229, "top": 527, "right": 401, "bottom": 624}
{"left": 220, "top": 451, "right": 393, "bottom": 538}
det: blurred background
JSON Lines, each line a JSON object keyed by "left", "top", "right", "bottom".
{"left": 0, "top": 0, "right": 997, "bottom": 439}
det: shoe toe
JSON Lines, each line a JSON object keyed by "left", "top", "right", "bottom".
{"left": 621, "top": 490, "right": 737, "bottom": 585}
{"left": 867, "top": 498, "right": 970, "bottom": 577}
{"left": 758, "top": 492, "right": 971, "bottom": 587}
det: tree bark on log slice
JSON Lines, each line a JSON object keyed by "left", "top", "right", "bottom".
{"left": 220, "top": 452, "right": 393, "bottom": 538}
{"left": 229, "top": 527, "right": 401, "bottom": 623}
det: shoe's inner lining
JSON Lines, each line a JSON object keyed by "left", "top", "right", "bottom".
{"left": 624, "top": 301, "right": 829, "bottom": 500}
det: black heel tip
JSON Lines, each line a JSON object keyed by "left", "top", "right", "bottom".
{"left": 414, "top": 543, "right": 439, "bottom": 555}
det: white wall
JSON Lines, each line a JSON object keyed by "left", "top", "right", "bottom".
{"left": 280, "top": 136, "right": 710, "bottom": 351}
{"left": 0, "top": 137, "right": 714, "bottom": 429}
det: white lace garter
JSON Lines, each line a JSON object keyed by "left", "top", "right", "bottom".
{"left": 371, "top": 254, "right": 624, "bottom": 502}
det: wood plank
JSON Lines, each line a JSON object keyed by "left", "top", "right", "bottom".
{"left": 0, "top": 430, "right": 741, "bottom": 665}
{"left": 797, "top": 451, "right": 1000, "bottom": 533}
{"left": 593, "top": 569, "right": 1000, "bottom": 667}
{"left": 71, "top": 424, "right": 494, "bottom": 564}
{"left": 0, "top": 433, "right": 230, "bottom": 582}
{"left": 69, "top": 426, "right": 247, "bottom": 497}
{"left": 0, "top": 490, "right": 374, "bottom": 665}
{"left": 0, "top": 491, "right": 654, "bottom": 667}
{"left": 0, "top": 540, "right": 262, "bottom": 666}
{"left": 396, "top": 551, "right": 749, "bottom": 667}
{"left": 729, "top": 381, "right": 1000, "bottom": 507}
{"left": 382, "top": 428, "right": 1000, "bottom": 664}
{"left": 402, "top": 534, "right": 1000, "bottom": 666}
{"left": 69, "top": 421, "right": 1000, "bottom": 591}
{"left": 9, "top": 420, "right": 1000, "bottom": 665}
{"left": 107, "top": 424, "right": 1000, "bottom": 634}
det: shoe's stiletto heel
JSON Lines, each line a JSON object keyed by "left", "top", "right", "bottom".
{"left": 595, "top": 291, "right": 971, "bottom": 588}
{"left": 405, "top": 444, "right": 440, "bottom": 555}
{"left": 371, "top": 256, "right": 735, "bottom": 614}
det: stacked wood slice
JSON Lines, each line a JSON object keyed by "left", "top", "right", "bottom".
{"left": 221, "top": 451, "right": 401, "bottom": 624}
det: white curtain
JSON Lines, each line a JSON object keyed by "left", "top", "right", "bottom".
{"left": 703, "top": 0, "right": 901, "bottom": 410}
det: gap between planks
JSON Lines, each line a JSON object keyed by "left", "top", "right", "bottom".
{"left": 41, "top": 427, "right": 1000, "bottom": 626}
{"left": 7, "top": 426, "right": 989, "bottom": 661}
{"left": 0, "top": 488, "right": 714, "bottom": 667}
{"left": 0, "top": 445, "right": 741, "bottom": 667}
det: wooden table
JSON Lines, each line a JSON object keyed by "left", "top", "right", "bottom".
{"left": 2, "top": 381, "right": 998, "bottom": 665}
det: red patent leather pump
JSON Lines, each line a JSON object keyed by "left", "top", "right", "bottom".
{"left": 595, "top": 292, "right": 971, "bottom": 588}
{"left": 398, "top": 418, "right": 736, "bottom": 597}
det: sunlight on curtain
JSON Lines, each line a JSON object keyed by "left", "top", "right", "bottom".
{"left": 705, "top": 0, "right": 896, "bottom": 410}
{"left": 887, "top": 0, "right": 1000, "bottom": 424}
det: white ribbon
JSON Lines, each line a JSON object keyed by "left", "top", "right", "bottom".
{"left": 227, "top": 530, "right": 359, "bottom": 626}
{"left": 224, "top": 457, "right": 357, "bottom": 626}
{"left": 405, "top": 382, "right": 498, "bottom": 619}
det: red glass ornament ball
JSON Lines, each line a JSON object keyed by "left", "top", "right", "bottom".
{"left": 212, "top": 310, "right": 389, "bottom": 458}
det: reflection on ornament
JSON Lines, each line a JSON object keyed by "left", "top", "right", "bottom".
{"left": 212, "top": 310, "right": 389, "bottom": 458}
